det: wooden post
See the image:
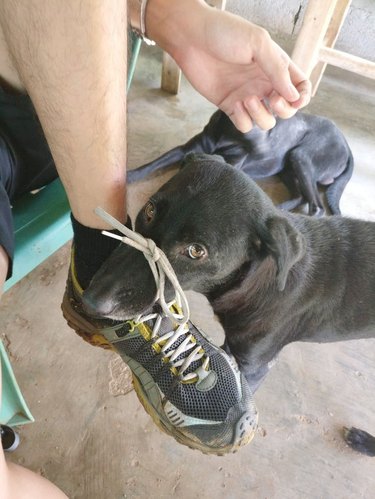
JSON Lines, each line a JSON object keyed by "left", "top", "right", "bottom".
{"left": 309, "top": 0, "right": 352, "bottom": 94}
{"left": 292, "top": 0, "right": 339, "bottom": 78}
{"left": 319, "top": 47, "right": 375, "bottom": 80}
{"left": 161, "top": 52, "right": 181, "bottom": 95}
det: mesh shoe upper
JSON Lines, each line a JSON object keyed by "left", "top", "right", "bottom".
{"left": 109, "top": 313, "right": 242, "bottom": 422}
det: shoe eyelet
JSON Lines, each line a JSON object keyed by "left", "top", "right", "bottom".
{"left": 115, "top": 321, "right": 134, "bottom": 338}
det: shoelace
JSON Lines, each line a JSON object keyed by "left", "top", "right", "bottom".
{"left": 95, "top": 207, "right": 209, "bottom": 381}
{"left": 135, "top": 308, "right": 208, "bottom": 381}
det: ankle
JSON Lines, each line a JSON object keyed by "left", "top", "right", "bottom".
{"left": 70, "top": 213, "right": 130, "bottom": 289}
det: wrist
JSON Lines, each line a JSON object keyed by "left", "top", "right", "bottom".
{"left": 128, "top": 0, "right": 155, "bottom": 44}
{"left": 143, "top": 0, "right": 209, "bottom": 56}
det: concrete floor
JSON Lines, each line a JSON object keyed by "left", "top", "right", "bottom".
{"left": 1, "top": 46, "right": 375, "bottom": 499}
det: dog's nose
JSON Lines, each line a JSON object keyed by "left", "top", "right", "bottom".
{"left": 81, "top": 292, "right": 115, "bottom": 318}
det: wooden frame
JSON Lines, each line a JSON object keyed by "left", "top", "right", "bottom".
{"left": 292, "top": 0, "right": 375, "bottom": 95}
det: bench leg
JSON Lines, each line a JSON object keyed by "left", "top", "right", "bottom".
{"left": 161, "top": 52, "right": 181, "bottom": 95}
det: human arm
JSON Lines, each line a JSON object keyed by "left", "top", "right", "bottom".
{"left": 132, "top": 0, "right": 311, "bottom": 132}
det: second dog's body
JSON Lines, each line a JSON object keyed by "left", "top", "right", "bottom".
{"left": 128, "top": 111, "right": 354, "bottom": 216}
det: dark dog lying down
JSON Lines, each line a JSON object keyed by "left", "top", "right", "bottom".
{"left": 85, "top": 154, "right": 374, "bottom": 456}
{"left": 128, "top": 110, "right": 354, "bottom": 216}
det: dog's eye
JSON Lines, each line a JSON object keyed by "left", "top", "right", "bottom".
{"left": 186, "top": 243, "right": 206, "bottom": 260}
{"left": 144, "top": 201, "right": 155, "bottom": 223}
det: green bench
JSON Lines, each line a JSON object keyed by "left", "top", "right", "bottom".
{"left": 4, "top": 179, "right": 72, "bottom": 292}
{"left": 1, "top": 35, "right": 142, "bottom": 428}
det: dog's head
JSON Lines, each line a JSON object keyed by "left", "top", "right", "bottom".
{"left": 83, "top": 154, "right": 306, "bottom": 319}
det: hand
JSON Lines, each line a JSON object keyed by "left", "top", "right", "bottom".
{"left": 147, "top": 0, "right": 311, "bottom": 132}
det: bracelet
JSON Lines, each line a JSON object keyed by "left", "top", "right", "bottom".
{"left": 132, "top": 0, "right": 155, "bottom": 46}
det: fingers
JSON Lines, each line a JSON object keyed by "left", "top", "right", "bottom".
{"left": 225, "top": 71, "right": 310, "bottom": 132}
{"left": 243, "top": 96, "right": 276, "bottom": 130}
{"left": 268, "top": 91, "right": 298, "bottom": 119}
{"left": 222, "top": 29, "right": 312, "bottom": 132}
{"left": 227, "top": 102, "right": 253, "bottom": 133}
{"left": 254, "top": 33, "right": 312, "bottom": 108}
{"left": 268, "top": 76, "right": 311, "bottom": 119}
{"left": 227, "top": 97, "right": 276, "bottom": 133}
{"left": 260, "top": 47, "right": 311, "bottom": 119}
{"left": 291, "top": 79, "right": 312, "bottom": 109}
{"left": 288, "top": 61, "right": 312, "bottom": 108}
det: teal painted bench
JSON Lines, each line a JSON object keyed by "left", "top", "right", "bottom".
{"left": 4, "top": 179, "right": 72, "bottom": 291}
{"left": 1, "top": 35, "right": 142, "bottom": 428}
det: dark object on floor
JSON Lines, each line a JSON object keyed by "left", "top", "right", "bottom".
{"left": 128, "top": 110, "right": 353, "bottom": 216}
{"left": 344, "top": 427, "right": 375, "bottom": 457}
{"left": 86, "top": 153, "right": 375, "bottom": 450}
{"left": 1, "top": 424, "right": 20, "bottom": 452}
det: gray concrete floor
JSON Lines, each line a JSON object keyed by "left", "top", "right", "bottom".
{"left": 1, "top": 46, "right": 375, "bottom": 499}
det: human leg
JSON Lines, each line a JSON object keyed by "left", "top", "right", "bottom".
{"left": 0, "top": 0, "right": 128, "bottom": 287}
{"left": 0, "top": 345, "right": 68, "bottom": 499}
{"left": 0, "top": 0, "right": 128, "bottom": 229}
{"left": 0, "top": 246, "right": 7, "bottom": 298}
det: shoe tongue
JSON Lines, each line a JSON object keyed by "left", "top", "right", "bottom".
{"left": 145, "top": 304, "right": 204, "bottom": 377}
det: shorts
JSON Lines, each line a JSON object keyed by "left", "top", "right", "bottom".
{"left": 0, "top": 86, "right": 57, "bottom": 280}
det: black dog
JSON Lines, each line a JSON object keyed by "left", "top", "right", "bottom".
{"left": 128, "top": 110, "right": 353, "bottom": 216}
{"left": 85, "top": 154, "right": 374, "bottom": 456}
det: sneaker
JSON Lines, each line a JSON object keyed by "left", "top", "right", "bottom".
{"left": 62, "top": 213, "right": 258, "bottom": 455}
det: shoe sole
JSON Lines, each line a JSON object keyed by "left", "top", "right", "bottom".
{"left": 132, "top": 372, "right": 257, "bottom": 455}
{"left": 62, "top": 291, "right": 257, "bottom": 455}
{"left": 62, "top": 291, "right": 115, "bottom": 350}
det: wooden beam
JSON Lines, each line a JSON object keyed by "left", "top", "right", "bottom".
{"left": 319, "top": 46, "right": 375, "bottom": 79}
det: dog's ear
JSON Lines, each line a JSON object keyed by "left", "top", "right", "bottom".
{"left": 256, "top": 215, "right": 306, "bottom": 291}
